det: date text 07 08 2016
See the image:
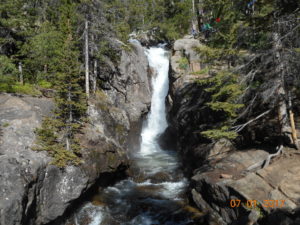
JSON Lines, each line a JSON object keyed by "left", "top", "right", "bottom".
{"left": 230, "top": 199, "right": 286, "bottom": 208}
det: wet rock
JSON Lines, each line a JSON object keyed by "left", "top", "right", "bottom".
{"left": 132, "top": 173, "right": 148, "bottom": 183}
{"left": 135, "top": 184, "right": 163, "bottom": 196}
{"left": 148, "top": 171, "right": 172, "bottom": 183}
{"left": 91, "top": 192, "right": 108, "bottom": 207}
{"left": 37, "top": 165, "right": 89, "bottom": 224}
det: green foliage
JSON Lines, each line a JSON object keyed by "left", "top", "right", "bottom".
{"left": 12, "top": 83, "right": 41, "bottom": 96}
{"left": 97, "top": 40, "right": 121, "bottom": 64}
{"left": 2, "top": 122, "right": 10, "bottom": 128}
{"left": 33, "top": 2, "right": 87, "bottom": 168}
{"left": 0, "top": 55, "right": 18, "bottom": 77}
{"left": 198, "top": 70, "right": 244, "bottom": 140}
{"left": 38, "top": 80, "right": 52, "bottom": 89}
{"left": 195, "top": 45, "right": 239, "bottom": 65}
{"left": 103, "top": 0, "right": 192, "bottom": 41}
{"left": 208, "top": 101, "right": 243, "bottom": 117}
{"left": 201, "top": 126, "right": 238, "bottom": 140}
{"left": 0, "top": 82, "right": 41, "bottom": 96}
{"left": 0, "top": 55, "right": 18, "bottom": 92}
{"left": 199, "top": 0, "right": 277, "bottom": 51}
{"left": 0, "top": 56, "right": 42, "bottom": 95}
{"left": 178, "top": 57, "right": 189, "bottom": 70}
{"left": 21, "top": 22, "right": 64, "bottom": 83}
{"left": 192, "top": 67, "right": 210, "bottom": 75}
{"left": 243, "top": 201, "right": 265, "bottom": 219}
{"left": 35, "top": 117, "right": 82, "bottom": 168}
{"left": 0, "top": 0, "right": 37, "bottom": 55}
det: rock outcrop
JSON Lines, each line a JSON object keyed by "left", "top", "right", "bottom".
{"left": 0, "top": 38, "right": 152, "bottom": 225}
{"left": 0, "top": 94, "right": 127, "bottom": 225}
{"left": 129, "top": 28, "right": 168, "bottom": 47}
{"left": 164, "top": 35, "right": 217, "bottom": 172}
{"left": 167, "top": 37, "right": 300, "bottom": 224}
{"left": 191, "top": 145, "right": 300, "bottom": 224}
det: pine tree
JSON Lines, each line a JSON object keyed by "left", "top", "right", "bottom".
{"left": 196, "top": 69, "right": 244, "bottom": 140}
{"left": 21, "top": 22, "right": 64, "bottom": 83}
{"left": 103, "top": 0, "right": 192, "bottom": 41}
{"left": 35, "top": 1, "right": 87, "bottom": 168}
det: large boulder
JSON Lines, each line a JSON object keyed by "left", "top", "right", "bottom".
{"left": 113, "top": 40, "right": 152, "bottom": 123}
{"left": 129, "top": 28, "right": 167, "bottom": 47}
{"left": 191, "top": 148, "right": 300, "bottom": 224}
{"left": 0, "top": 94, "right": 53, "bottom": 225}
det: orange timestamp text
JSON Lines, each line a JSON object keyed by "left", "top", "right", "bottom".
{"left": 230, "top": 199, "right": 285, "bottom": 208}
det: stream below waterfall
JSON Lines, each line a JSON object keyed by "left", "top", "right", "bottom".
{"left": 65, "top": 46, "right": 203, "bottom": 225}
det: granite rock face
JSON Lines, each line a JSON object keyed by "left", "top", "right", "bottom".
{"left": 163, "top": 36, "right": 218, "bottom": 173}
{"left": 107, "top": 40, "right": 152, "bottom": 123}
{"left": 129, "top": 28, "right": 168, "bottom": 47}
{"left": 191, "top": 148, "right": 300, "bottom": 224}
{"left": 0, "top": 95, "right": 53, "bottom": 225}
{"left": 0, "top": 36, "right": 152, "bottom": 225}
{"left": 166, "top": 37, "right": 300, "bottom": 224}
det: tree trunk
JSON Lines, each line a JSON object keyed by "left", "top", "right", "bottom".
{"left": 192, "top": 0, "right": 195, "bottom": 14}
{"left": 93, "top": 60, "right": 97, "bottom": 94}
{"left": 18, "top": 62, "right": 23, "bottom": 85}
{"left": 66, "top": 138, "right": 70, "bottom": 152}
{"left": 196, "top": 0, "right": 203, "bottom": 32}
{"left": 44, "top": 64, "right": 48, "bottom": 74}
{"left": 288, "top": 92, "right": 299, "bottom": 149}
{"left": 85, "top": 20, "right": 90, "bottom": 99}
{"left": 66, "top": 87, "right": 72, "bottom": 151}
{"left": 273, "top": 32, "right": 293, "bottom": 144}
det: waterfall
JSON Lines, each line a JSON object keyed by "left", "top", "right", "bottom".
{"left": 140, "top": 47, "right": 169, "bottom": 155}
{"left": 68, "top": 45, "right": 192, "bottom": 225}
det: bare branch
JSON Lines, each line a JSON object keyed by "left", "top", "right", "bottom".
{"left": 232, "top": 110, "right": 271, "bottom": 132}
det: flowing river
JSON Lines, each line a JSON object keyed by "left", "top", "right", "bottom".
{"left": 66, "top": 46, "right": 200, "bottom": 225}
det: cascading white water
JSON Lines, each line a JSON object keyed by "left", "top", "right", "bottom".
{"left": 68, "top": 45, "right": 193, "bottom": 225}
{"left": 140, "top": 47, "right": 170, "bottom": 155}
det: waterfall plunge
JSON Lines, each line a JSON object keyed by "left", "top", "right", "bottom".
{"left": 140, "top": 47, "right": 169, "bottom": 155}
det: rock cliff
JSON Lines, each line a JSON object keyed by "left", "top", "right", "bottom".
{"left": 166, "top": 36, "right": 300, "bottom": 225}
{"left": 0, "top": 40, "right": 152, "bottom": 225}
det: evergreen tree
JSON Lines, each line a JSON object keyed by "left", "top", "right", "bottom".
{"left": 103, "top": 0, "right": 192, "bottom": 41}
{"left": 35, "top": 1, "right": 87, "bottom": 168}
{"left": 21, "top": 22, "right": 64, "bottom": 83}
{"left": 0, "top": 0, "right": 37, "bottom": 56}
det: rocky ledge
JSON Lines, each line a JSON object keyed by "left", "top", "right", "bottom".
{"left": 191, "top": 141, "right": 300, "bottom": 225}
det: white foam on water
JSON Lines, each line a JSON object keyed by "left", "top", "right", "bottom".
{"left": 129, "top": 213, "right": 159, "bottom": 225}
{"left": 75, "top": 203, "right": 104, "bottom": 225}
{"left": 89, "top": 213, "right": 103, "bottom": 225}
{"left": 160, "top": 179, "right": 188, "bottom": 200}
